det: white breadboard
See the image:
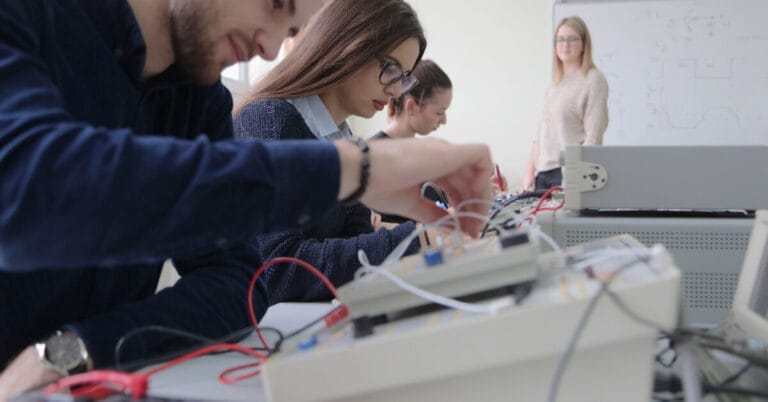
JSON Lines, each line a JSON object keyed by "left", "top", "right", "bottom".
{"left": 337, "top": 234, "right": 540, "bottom": 318}
{"left": 263, "top": 235, "right": 681, "bottom": 402}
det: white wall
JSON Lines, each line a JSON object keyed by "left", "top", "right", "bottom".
{"left": 225, "top": 1, "right": 556, "bottom": 188}
{"left": 349, "top": 0, "right": 554, "bottom": 189}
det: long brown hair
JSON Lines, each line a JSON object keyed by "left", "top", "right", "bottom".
{"left": 552, "top": 16, "right": 596, "bottom": 85}
{"left": 388, "top": 59, "right": 451, "bottom": 118}
{"left": 236, "top": 0, "right": 427, "bottom": 111}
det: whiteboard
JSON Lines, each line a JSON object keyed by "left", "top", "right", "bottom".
{"left": 555, "top": 0, "right": 768, "bottom": 145}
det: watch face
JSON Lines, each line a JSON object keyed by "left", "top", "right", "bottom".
{"left": 46, "top": 333, "right": 84, "bottom": 371}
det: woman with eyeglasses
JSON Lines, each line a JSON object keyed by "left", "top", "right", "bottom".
{"left": 521, "top": 16, "right": 609, "bottom": 192}
{"left": 369, "top": 59, "right": 453, "bottom": 223}
{"left": 371, "top": 59, "right": 452, "bottom": 140}
{"left": 233, "top": 0, "right": 429, "bottom": 303}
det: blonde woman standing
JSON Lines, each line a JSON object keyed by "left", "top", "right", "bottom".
{"left": 522, "top": 16, "right": 609, "bottom": 191}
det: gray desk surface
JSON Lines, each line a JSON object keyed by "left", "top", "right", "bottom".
{"left": 147, "top": 302, "right": 335, "bottom": 401}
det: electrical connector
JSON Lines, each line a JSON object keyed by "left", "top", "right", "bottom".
{"left": 352, "top": 316, "right": 375, "bottom": 339}
{"left": 43, "top": 370, "right": 149, "bottom": 400}
{"left": 499, "top": 231, "right": 530, "bottom": 249}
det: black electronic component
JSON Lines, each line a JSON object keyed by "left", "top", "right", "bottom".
{"left": 500, "top": 231, "right": 530, "bottom": 249}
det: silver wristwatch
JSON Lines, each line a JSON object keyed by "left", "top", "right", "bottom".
{"left": 35, "top": 331, "right": 91, "bottom": 376}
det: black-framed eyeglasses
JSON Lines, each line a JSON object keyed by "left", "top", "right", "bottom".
{"left": 379, "top": 58, "right": 419, "bottom": 93}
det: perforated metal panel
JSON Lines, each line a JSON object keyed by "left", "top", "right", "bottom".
{"left": 544, "top": 214, "right": 754, "bottom": 325}
{"left": 682, "top": 272, "right": 739, "bottom": 311}
{"left": 563, "top": 230, "right": 750, "bottom": 251}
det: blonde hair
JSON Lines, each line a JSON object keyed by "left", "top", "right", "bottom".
{"left": 552, "top": 16, "right": 596, "bottom": 85}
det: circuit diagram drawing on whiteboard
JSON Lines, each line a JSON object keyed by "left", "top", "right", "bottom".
{"left": 556, "top": 0, "right": 768, "bottom": 145}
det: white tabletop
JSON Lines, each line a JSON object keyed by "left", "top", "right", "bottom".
{"left": 147, "top": 303, "right": 335, "bottom": 401}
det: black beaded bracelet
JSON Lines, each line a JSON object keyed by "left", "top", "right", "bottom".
{"left": 340, "top": 136, "right": 370, "bottom": 206}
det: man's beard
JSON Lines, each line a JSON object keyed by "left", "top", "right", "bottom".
{"left": 169, "top": 0, "right": 221, "bottom": 85}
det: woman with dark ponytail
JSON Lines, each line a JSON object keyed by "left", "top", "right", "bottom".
{"left": 371, "top": 59, "right": 452, "bottom": 140}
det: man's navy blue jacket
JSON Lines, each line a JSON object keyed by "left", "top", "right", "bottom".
{"left": 0, "top": 0, "right": 342, "bottom": 368}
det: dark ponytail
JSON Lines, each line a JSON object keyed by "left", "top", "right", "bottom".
{"left": 388, "top": 59, "right": 452, "bottom": 118}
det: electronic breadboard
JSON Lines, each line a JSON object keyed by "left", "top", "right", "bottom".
{"left": 262, "top": 235, "right": 682, "bottom": 402}
{"left": 336, "top": 232, "right": 540, "bottom": 319}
